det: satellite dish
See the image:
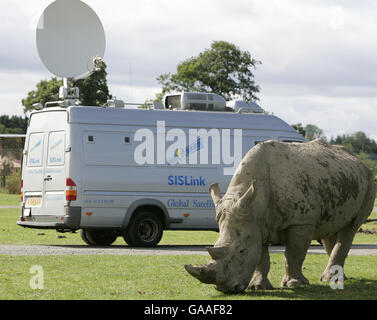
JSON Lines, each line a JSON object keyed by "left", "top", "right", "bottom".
{"left": 36, "top": 0, "right": 106, "bottom": 79}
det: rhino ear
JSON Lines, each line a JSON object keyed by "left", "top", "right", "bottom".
{"left": 209, "top": 183, "right": 222, "bottom": 205}
{"left": 235, "top": 180, "right": 256, "bottom": 209}
{"left": 207, "top": 246, "right": 229, "bottom": 260}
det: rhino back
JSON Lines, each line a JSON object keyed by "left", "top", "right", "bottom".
{"left": 227, "top": 140, "right": 374, "bottom": 241}
{"left": 264, "top": 140, "right": 372, "bottom": 238}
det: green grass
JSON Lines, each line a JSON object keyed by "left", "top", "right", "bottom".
{"left": 0, "top": 254, "right": 376, "bottom": 300}
{"left": 0, "top": 193, "right": 20, "bottom": 206}
{"left": 0, "top": 206, "right": 376, "bottom": 300}
{"left": 0, "top": 209, "right": 219, "bottom": 246}
{"left": 359, "top": 206, "right": 377, "bottom": 235}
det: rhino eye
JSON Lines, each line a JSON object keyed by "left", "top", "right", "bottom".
{"left": 239, "top": 248, "right": 248, "bottom": 255}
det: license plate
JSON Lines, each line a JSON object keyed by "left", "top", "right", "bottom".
{"left": 26, "top": 197, "right": 42, "bottom": 207}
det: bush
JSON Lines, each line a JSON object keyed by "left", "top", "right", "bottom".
{"left": 5, "top": 170, "right": 21, "bottom": 194}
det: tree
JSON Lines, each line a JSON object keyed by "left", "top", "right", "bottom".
{"left": 0, "top": 115, "right": 27, "bottom": 167}
{"left": 291, "top": 123, "right": 327, "bottom": 141}
{"left": 330, "top": 131, "right": 377, "bottom": 154}
{"left": 0, "top": 115, "right": 28, "bottom": 159}
{"left": 22, "top": 78, "right": 61, "bottom": 113}
{"left": 304, "top": 124, "right": 326, "bottom": 141}
{"left": 291, "top": 123, "right": 306, "bottom": 137}
{"left": 0, "top": 115, "right": 28, "bottom": 134}
{"left": 358, "top": 152, "right": 377, "bottom": 177}
{"left": 22, "top": 62, "right": 112, "bottom": 113}
{"left": 156, "top": 41, "right": 261, "bottom": 102}
{"left": 74, "top": 61, "right": 112, "bottom": 106}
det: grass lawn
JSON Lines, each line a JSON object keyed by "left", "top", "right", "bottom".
{"left": 359, "top": 205, "right": 377, "bottom": 236}
{"left": 0, "top": 193, "right": 20, "bottom": 206}
{"left": 0, "top": 201, "right": 376, "bottom": 300}
{"left": 0, "top": 209, "right": 219, "bottom": 246}
{"left": 0, "top": 254, "right": 376, "bottom": 300}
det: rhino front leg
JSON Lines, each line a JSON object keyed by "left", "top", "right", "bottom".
{"left": 322, "top": 234, "right": 337, "bottom": 256}
{"left": 281, "top": 225, "right": 314, "bottom": 288}
{"left": 248, "top": 245, "right": 274, "bottom": 290}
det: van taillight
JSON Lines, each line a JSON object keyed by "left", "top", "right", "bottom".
{"left": 66, "top": 178, "right": 77, "bottom": 201}
{"left": 21, "top": 179, "right": 23, "bottom": 202}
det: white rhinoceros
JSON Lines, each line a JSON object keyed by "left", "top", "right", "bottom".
{"left": 185, "top": 140, "right": 375, "bottom": 293}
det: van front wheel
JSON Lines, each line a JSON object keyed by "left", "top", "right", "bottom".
{"left": 123, "top": 212, "right": 163, "bottom": 247}
{"left": 80, "top": 229, "right": 118, "bottom": 246}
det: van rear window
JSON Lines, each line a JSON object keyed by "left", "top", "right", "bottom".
{"left": 27, "top": 133, "right": 44, "bottom": 167}
{"left": 48, "top": 131, "right": 65, "bottom": 166}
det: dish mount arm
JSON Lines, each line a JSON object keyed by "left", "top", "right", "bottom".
{"left": 58, "top": 56, "right": 104, "bottom": 106}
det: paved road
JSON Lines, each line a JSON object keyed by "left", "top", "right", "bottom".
{"left": 0, "top": 244, "right": 376, "bottom": 256}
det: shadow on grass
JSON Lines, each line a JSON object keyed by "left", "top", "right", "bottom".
{"left": 218, "top": 278, "right": 377, "bottom": 300}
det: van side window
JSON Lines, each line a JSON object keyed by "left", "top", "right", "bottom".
{"left": 27, "top": 133, "right": 44, "bottom": 167}
{"left": 47, "top": 131, "right": 65, "bottom": 166}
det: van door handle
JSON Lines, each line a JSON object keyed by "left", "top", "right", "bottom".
{"left": 44, "top": 175, "right": 52, "bottom": 182}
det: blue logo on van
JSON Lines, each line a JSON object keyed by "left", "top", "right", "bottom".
{"left": 28, "top": 158, "right": 41, "bottom": 165}
{"left": 29, "top": 140, "right": 41, "bottom": 153}
{"left": 50, "top": 138, "right": 63, "bottom": 151}
{"left": 167, "top": 138, "right": 201, "bottom": 165}
{"left": 49, "top": 157, "right": 62, "bottom": 163}
{"left": 168, "top": 175, "right": 205, "bottom": 186}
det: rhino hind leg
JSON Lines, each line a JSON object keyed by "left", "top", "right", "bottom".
{"left": 281, "top": 225, "right": 314, "bottom": 288}
{"left": 320, "top": 223, "right": 359, "bottom": 282}
{"left": 248, "top": 245, "right": 274, "bottom": 290}
{"left": 320, "top": 234, "right": 347, "bottom": 281}
{"left": 320, "top": 181, "right": 375, "bottom": 283}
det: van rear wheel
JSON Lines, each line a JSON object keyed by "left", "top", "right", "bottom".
{"left": 80, "top": 229, "right": 118, "bottom": 246}
{"left": 123, "top": 212, "right": 163, "bottom": 247}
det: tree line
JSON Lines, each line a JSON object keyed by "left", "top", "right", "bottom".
{"left": 0, "top": 115, "right": 28, "bottom": 134}
{"left": 292, "top": 123, "right": 377, "bottom": 155}
{"left": 0, "top": 115, "right": 28, "bottom": 160}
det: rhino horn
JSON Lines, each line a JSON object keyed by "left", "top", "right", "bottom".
{"left": 206, "top": 246, "right": 228, "bottom": 260}
{"left": 209, "top": 183, "right": 222, "bottom": 205}
{"left": 235, "top": 180, "right": 256, "bottom": 209}
{"left": 184, "top": 264, "right": 217, "bottom": 284}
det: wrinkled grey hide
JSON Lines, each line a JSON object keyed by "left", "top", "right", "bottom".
{"left": 185, "top": 140, "right": 375, "bottom": 293}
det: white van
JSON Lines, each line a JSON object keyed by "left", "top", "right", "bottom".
{"left": 17, "top": 99, "right": 304, "bottom": 247}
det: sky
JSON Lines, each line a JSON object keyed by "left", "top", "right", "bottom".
{"left": 0, "top": 0, "right": 377, "bottom": 140}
